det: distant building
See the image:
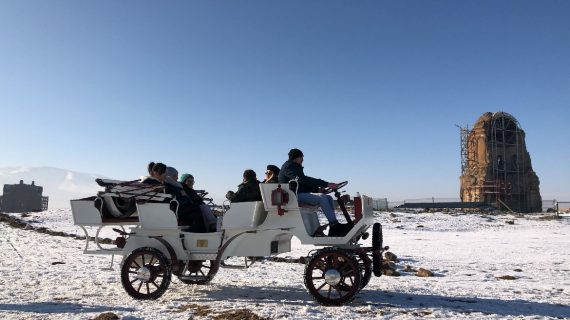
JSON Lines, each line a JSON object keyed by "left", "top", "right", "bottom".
{"left": 459, "top": 112, "right": 542, "bottom": 213}
{"left": 0, "top": 180, "right": 49, "bottom": 213}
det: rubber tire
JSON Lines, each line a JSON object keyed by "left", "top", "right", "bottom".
{"left": 372, "top": 223, "right": 383, "bottom": 277}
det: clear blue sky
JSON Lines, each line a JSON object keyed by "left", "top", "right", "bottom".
{"left": 1, "top": 1, "right": 569, "bottom": 202}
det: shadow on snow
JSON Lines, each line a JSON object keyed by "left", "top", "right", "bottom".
{"left": 0, "top": 302, "right": 136, "bottom": 314}
{"left": 173, "top": 283, "right": 569, "bottom": 318}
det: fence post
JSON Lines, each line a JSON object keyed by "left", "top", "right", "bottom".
{"left": 556, "top": 200, "right": 559, "bottom": 218}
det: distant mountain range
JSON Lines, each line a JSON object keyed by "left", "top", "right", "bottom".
{"left": 0, "top": 166, "right": 106, "bottom": 209}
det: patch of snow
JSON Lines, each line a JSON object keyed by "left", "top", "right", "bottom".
{"left": 0, "top": 210, "right": 568, "bottom": 319}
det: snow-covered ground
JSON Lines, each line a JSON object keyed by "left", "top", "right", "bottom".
{"left": 1, "top": 209, "right": 568, "bottom": 319}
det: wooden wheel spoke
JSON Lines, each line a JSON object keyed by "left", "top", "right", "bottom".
{"left": 146, "top": 282, "right": 150, "bottom": 294}
{"left": 136, "top": 281, "right": 143, "bottom": 292}
{"left": 316, "top": 282, "right": 327, "bottom": 291}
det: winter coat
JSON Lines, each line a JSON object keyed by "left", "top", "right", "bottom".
{"left": 181, "top": 184, "right": 205, "bottom": 206}
{"left": 228, "top": 180, "right": 262, "bottom": 203}
{"left": 278, "top": 160, "right": 328, "bottom": 194}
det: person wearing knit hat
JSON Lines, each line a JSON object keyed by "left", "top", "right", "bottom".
{"left": 278, "top": 148, "right": 351, "bottom": 237}
{"left": 288, "top": 148, "right": 304, "bottom": 161}
{"left": 262, "top": 164, "right": 280, "bottom": 183}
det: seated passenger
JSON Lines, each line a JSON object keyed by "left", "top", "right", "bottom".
{"left": 226, "top": 169, "right": 262, "bottom": 203}
{"left": 262, "top": 165, "right": 280, "bottom": 183}
{"left": 180, "top": 173, "right": 217, "bottom": 232}
{"left": 144, "top": 162, "right": 207, "bottom": 232}
{"left": 165, "top": 166, "right": 184, "bottom": 189}
{"left": 179, "top": 173, "right": 204, "bottom": 205}
{"left": 142, "top": 162, "right": 168, "bottom": 185}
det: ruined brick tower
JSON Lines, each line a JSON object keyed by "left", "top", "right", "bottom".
{"left": 459, "top": 112, "right": 542, "bottom": 212}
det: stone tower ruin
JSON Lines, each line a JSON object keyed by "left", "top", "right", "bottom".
{"left": 459, "top": 112, "right": 542, "bottom": 212}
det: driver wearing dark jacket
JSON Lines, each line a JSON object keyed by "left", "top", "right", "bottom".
{"left": 278, "top": 148, "right": 350, "bottom": 237}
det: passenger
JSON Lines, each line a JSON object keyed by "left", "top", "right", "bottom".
{"left": 179, "top": 173, "right": 203, "bottom": 205}
{"left": 142, "top": 162, "right": 167, "bottom": 185}
{"left": 180, "top": 173, "right": 217, "bottom": 232}
{"left": 143, "top": 162, "right": 207, "bottom": 233}
{"left": 278, "top": 148, "right": 350, "bottom": 237}
{"left": 226, "top": 169, "right": 262, "bottom": 203}
{"left": 262, "top": 165, "right": 280, "bottom": 183}
{"left": 165, "top": 166, "right": 184, "bottom": 189}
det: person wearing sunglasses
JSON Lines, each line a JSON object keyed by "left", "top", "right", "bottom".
{"left": 262, "top": 164, "right": 280, "bottom": 183}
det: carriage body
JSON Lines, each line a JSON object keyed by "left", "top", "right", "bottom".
{"left": 71, "top": 180, "right": 384, "bottom": 305}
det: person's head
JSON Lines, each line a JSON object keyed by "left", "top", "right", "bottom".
{"left": 179, "top": 173, "right": 195, "bottom": 188}
{"left": 288, "top": 148, "right": 304, "bottom": 164}
{"left": 166, "top": 166, "right": 178, "bottom": 181}
{"left": 147, "top": 162, "right": 155, "bottom": 175}
{"left": 148, "top": 162, "right": 167, "bottom": 181}
{"left": 243, "top": 169, "right": 257, "bottom": 183}
{"left": 265, "top": 165, "right": 280, "bottom": 178}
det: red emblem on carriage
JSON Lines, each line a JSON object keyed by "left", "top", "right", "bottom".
{"left": 271, "top": 184, "right": 289, "bottom": 216}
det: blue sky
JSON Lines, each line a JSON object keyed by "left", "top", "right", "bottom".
{"left": 1, "top": 1, "right": 569, "bottom": 202}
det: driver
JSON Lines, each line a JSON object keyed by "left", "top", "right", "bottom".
{"left": 278, "top": 148, "right": 351, "bottom": 237}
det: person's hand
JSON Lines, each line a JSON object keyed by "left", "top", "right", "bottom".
{"left": 327, "top": 183, "right": 338, "bottom": 190}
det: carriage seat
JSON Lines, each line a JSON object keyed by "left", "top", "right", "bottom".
{"left": 222, "top": 201, "right": 268, "bottom": 229}
{"left": 137, "top": 201, "right": 181, "bottom": 230}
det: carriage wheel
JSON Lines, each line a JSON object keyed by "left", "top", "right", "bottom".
{"left": 121, "top": 247, "right": 171, "bottom": 300}
{"left": 372, "top": 222, "right": 383, "bottom": 277}
{"left": 355, "top": 253, "right": 372, "bottom": 289}
{"left": 178, "top": 260, "right": 216, "bottom": 285}
{"left": 304, "top": 249, "right": 361, "bottom": 305}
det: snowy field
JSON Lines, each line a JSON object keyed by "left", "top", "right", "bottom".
{"left": 1, "top": 209, "right": 569, "bottom": 319}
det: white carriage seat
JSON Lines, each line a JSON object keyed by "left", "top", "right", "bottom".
{"left": 137, "top": 201, "right": 180, "bottom": 230}
{"left": 222, "top": 201, "right": 267, "bottom": 229}
{"left": 259, "top": 183, "right": 322, "bottom": 236}
{"left": 71, "top": 197, "right": 105, "bottom": 226}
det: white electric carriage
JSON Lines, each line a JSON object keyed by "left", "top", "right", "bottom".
{"left": 71, "top": 179, "right": 385, "bottom": 305}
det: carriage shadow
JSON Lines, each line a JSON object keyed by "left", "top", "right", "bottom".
{"left": 358, "top": 289, "right": 570, "bottom": 318}
{"left": 176, "top": 284, "right": 569, "bottom": 318}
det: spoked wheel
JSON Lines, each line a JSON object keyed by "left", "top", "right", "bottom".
{"left": 304, "top": 249, "right": 361, "bottom": 305}
{"left": 372, "top": 223, "right": 383, "bottom": 277}
{"left": 178, "top": 260, "right": 216, "bottom": 285}
{"left": 121, "top": 247, "right": 171, "bottom": 300}
{"left": 355, "top": 253, "right": 372, "bottom": 289}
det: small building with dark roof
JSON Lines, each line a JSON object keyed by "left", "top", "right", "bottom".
{"left": 0, "top": 180, "right": 49, "bottom": 213}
